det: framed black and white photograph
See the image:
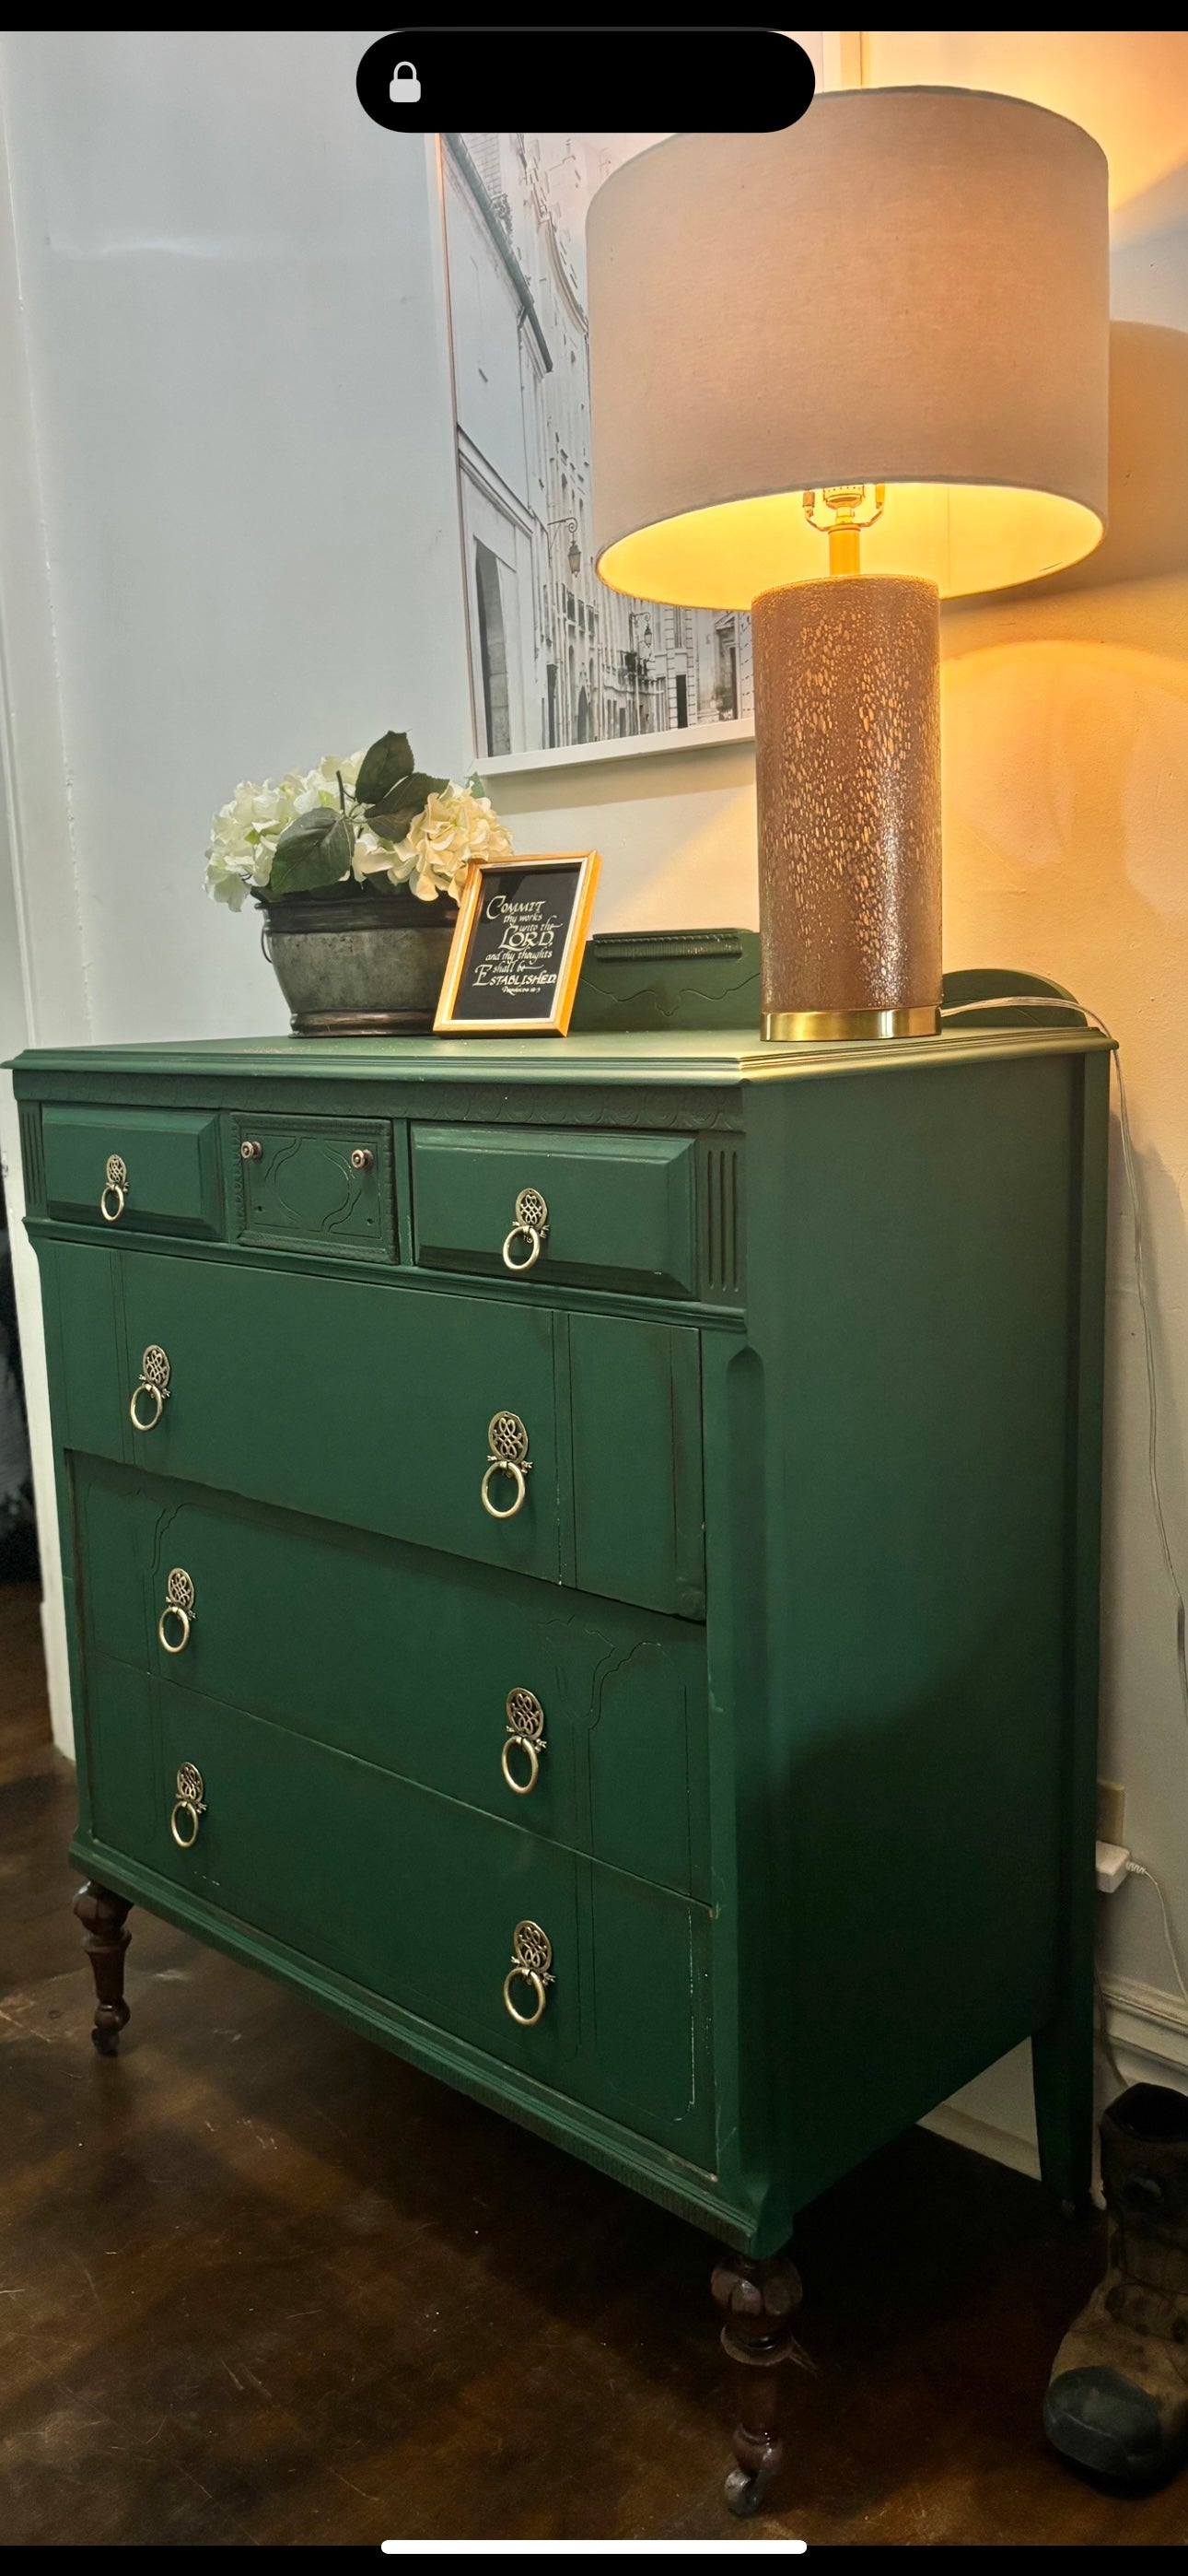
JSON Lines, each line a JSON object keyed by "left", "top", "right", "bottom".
{"left": 437, "top": 128, "right": 760, "bottom": 767}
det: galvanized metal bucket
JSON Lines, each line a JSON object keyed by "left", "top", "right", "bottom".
{"left": 257, "top": 884, "right": 458, "bottom": 1036}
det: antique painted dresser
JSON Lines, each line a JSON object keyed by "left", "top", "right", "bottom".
{"left": 14, "top": 945, "right": 1112, "bottom": 2513}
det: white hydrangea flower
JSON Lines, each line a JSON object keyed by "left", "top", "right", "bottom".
{"left": 311, "top": 750, "right": 364, "bottom": 802}
{"left": 205, "top": 754, "right": 501, "bottom": 909}
{"left": 204, "top": 755, "right": 364, "bottom": 905}
{"left": 351, "top": 826, "right": 395, "bottom": 880}
{"left": 204, "top": 771, "right": 302, "bottom": 907}
{"left": 295, "top": 752, "right": 365, "bottom": 819}
{"left": 388, "top": 782, "right": 513, "bottom": 903}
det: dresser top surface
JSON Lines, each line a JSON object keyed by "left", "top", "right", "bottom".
{"left": 13, "top": 1022, "right": 1112, "bottom": 1095}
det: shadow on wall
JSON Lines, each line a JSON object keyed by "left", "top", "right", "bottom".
{"left": 938, "top": 321, "right": 1188, "bottom": 1989}
{"left": 940, "top": 324, "right": 1188, "bottom": 1019}
{"left": 963, "top": 322, "right": 1188, "bottom": 603}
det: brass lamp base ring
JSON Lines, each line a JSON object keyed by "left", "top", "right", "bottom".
{"left": 763, "top": 1005, "right": 941, "bottom": 1043}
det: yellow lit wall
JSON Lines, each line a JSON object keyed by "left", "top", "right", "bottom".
{"left": 493, "top": 32, "right": 1188, "bottom": 2152}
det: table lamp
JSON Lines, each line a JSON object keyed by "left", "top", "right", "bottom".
{"left": 587, "top": 89, "right": 1110, "bottom": 1039}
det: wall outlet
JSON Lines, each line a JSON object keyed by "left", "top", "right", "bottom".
{"left": 1097, "top": 1778, "right": 1126, "bottom": 1845}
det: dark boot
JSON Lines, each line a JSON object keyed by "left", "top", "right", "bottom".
{"left": 1045, "top": 2083, "right": 1188, "bottom": 2484}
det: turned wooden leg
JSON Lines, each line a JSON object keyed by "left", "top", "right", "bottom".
{"left": 711, "top": 2245, "right": 804, "bottom": 2518}
{"left": 74, "top": 1881, "right": 133, "bottom": 2055}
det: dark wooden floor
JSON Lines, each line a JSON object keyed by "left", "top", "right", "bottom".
{"left": 2, "top": 1582, "right": 1186, "bottom": 2546}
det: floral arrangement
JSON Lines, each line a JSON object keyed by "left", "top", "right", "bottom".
{"left": 205, "top": 729, "right": 513, "bottom": 910}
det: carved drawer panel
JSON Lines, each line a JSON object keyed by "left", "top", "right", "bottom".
{"left": 232, "top": 1115, "right": 394, "bottom": 1260}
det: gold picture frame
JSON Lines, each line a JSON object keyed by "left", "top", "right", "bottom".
{"left": 434, "top": 850, "right": 601, "bottom": 1037}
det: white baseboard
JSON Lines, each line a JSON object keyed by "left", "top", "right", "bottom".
{"left": 922, "top": 2096, "right": 1042, "bottom": 2180}
{"left": 1104, "top": 1971, "right": 1188, "bottom": 2073}
{"left": 920, "top": 1978, "right": 1188, "bottom": 2181}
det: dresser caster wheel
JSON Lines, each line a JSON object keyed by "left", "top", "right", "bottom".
{"left": 725, "top": 2463, "right": 774, "bottom": 2519}
{"left": 75, "top": 1882, "right": 133, "bottom": 2055}
{"left": 712, "top": 2245, "right": 805, "bottom": 2523}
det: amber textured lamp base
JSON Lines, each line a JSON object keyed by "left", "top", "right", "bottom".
{"left": 752, "top": 577, "right": 942, "bottom": 1040}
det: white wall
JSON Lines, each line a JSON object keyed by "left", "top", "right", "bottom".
{"left": 0, "top": 31, "right": 471, "bottom": 1053}
{"left": 0, "top": 32, "right": 472, "bottom": 1747}
{"left": 3, "top": 29, "right": 1188, "bottom": 2157}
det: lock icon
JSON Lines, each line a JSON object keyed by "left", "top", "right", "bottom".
{"left": 390, "top": 59, "right": 420, "bottom": 103}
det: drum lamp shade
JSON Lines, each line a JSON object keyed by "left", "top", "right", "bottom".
{"left": 588, "top": 89, "right": 1110, "bottom": 608}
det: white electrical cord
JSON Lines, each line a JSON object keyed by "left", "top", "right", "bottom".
{"left": 1124, "top": 1861, "right": 1188, "bottom": 2016}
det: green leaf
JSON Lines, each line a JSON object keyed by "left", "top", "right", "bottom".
{"left": 466, "top": 770, "right": 488, "bottom": 800}
{"left": 366, "top": 772, "right": 449, "bottom": 843}
{"left": 355, "top": 730, "right": 414, "bottom": 808}
{"left": 268, "top": 806, "right": 355, "bottom": 897}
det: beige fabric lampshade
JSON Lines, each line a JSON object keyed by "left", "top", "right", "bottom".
{"left": 588, "top": 89, "right": 1110, "bottom": 605}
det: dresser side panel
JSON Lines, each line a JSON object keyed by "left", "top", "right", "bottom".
{"left": 746, "top": 1052, "right": 1097, "bottom": 2210}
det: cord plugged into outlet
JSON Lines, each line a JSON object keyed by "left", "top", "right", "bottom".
{"left": 1097, "top": 1845, "right": 1188, "bottom": 2013}
{"left": 1096, "top": 1839, "right": 1131, "bottom": 1893}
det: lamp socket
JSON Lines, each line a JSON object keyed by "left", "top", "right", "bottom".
{"left": 1097, "top": 1778, "right": 1126, "bottom": 1846}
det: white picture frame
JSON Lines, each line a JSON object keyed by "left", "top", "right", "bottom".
{"left": 431, "top": 55, "right": 858, "bottom": 779}
{"left": 435, "top": 128, "right": 758, "bottom": 779}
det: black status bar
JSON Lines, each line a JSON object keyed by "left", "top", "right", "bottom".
{"left": 355, "top": 29, "right": 816, "bottom": 135}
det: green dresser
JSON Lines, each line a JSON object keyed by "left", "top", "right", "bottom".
{"left": 15, "top": 1001, "right": 1112, "bottom": 2511}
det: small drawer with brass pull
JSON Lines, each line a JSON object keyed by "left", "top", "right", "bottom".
{"left": 503, "top": 1918, "right": 554, "bottom": 2025}
{"left": 169, "top": 1760, "right": 206, "bottom": 1848}
{"left": 482, "top": 1411, "right": 532, "bottom": 1520}
{"left": 41, "top": 1107, "right": 224, "bottom": 1238}
{"left": 233, "top": 1116, "right": 394, "bottom": 1262}
{"left": 130, "top": 1344, "right": 170, "bottom": 1433}
{"left": 157, "top": 1567, "right": 195, "bottom": 1655}
{"left": 502, "top": 1687, "right": 546, "bottom": 1795}
{"left": 412, "top": 1123, "right": 698, "bottom": 1297}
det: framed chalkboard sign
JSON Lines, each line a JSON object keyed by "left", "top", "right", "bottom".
{"left": 434, "top": 851, "right": 601, "bottom": 1036}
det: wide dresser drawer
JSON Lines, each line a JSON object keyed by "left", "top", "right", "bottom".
{"left": 46, "top": 1240, "right": 705, "bottom": 1617}
{"left": 84, "top": 1658, "right": 716, "bottom": 2172}
{"left": 76, "top": 1461, "right": 708, "bottom": 1898}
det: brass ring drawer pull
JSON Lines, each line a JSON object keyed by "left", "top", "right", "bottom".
{"left": 502, "top": 1687, "right": 546, "bottom": 1795}
{"left": 100, "top": 1154, "right": 127, "bottom": 1224}
{"left": 502, "top": 1188, "right": 549, "bottom": 1274}
{"left": 481, "top": 1411, "right": 532, "bottom": 1519}
{"left": 169, "top": 1762, "right": 206, "bottom": 1849}
{"left": 130, "top": 1345, "right": 170, "bottom": 1433}
{"left": 503, "top": 1918, "right": 554, "bottom": 2026}
{"left": 157, "top": 1568, "right": 195, "bottom": 1655}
